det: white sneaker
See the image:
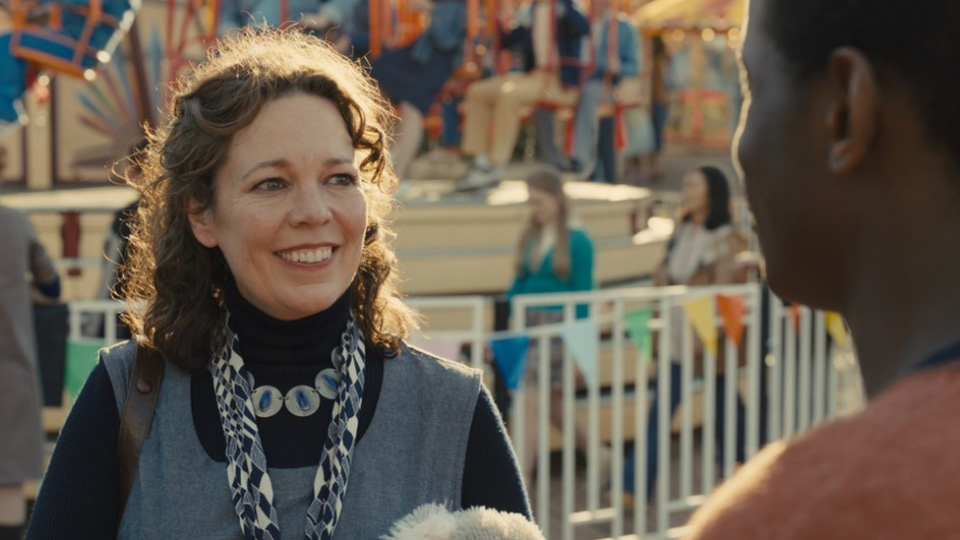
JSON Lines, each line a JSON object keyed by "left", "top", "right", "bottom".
{"left": 456, "top": 163, "right": 503, "bottom": 191}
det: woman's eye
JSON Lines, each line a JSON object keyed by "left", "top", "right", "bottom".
{"left": 328, "top": 174, "right": 359, "bottom": 187}
{"left": 255, "top": 178, "right": 285, "bottom": 191}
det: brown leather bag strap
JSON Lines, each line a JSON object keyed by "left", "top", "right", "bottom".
{"left": 117, "top": 343, "right": 164, "bottom": 522}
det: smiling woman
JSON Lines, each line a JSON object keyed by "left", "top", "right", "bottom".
{"left": 127, "top": 30, "right": 407, "bottom": 371}
{"left": 187, "top": 94, "right": 369, "bottom": 322}
{"left": 27, "top": 27, "right": 538, "bottom": 540}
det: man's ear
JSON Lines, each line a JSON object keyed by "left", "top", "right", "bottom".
{"left": 187, "top": 198, "right": 218, "bottom": 248}
{"left": 825, "top": 47, "right": 879, "bottom": 176}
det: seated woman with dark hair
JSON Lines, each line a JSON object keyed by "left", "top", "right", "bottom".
{"left": 624, "top": 166, "right": 749, "bottom": 503}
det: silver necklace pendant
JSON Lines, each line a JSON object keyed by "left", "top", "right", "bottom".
{"left": 316, "top": 368, "right": 341, "bottom": 400}
{"left": 252, "top": 385, "right": 284, "bottom": 418}
{"left": 253, "top": 384, "right": 324, "bottom": 418}
{"left": 286, "top": 385, "right": 321, "bottom": 417}
{"left": 247, "top": 364, "right": 341, "bottom": 418}
{"left": 330, "top": 346, "right": 344, "bottom": 369}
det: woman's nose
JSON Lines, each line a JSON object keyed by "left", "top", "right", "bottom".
{"left": 289, "top": 183, "right": 333, "bottom": 225}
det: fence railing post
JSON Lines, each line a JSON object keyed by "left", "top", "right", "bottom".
{"left": 60, "top": 284, "right": 863, "bottom": 540}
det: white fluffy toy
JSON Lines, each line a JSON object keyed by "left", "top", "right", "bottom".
{"left": 381, "top": 503, "right": 546, "bottom": 540}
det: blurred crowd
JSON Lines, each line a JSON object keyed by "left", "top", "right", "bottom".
{"left": 220, "top": 0, "right": 677, "bottom": 187}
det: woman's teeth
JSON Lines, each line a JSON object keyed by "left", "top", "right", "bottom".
{"left": 277, "top": 247, "right": 333, "bottom": 263}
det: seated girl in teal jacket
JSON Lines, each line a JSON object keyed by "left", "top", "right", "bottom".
{"left": 505, "top": 169, "right": 608, "bottom": 486}
{"left": 506, "top": 180, "right": 594, "bottom": 318}
{"left": 507, "top": 227, "right": 594, "bottom": 311}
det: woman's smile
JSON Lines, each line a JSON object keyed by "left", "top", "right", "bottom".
{"left": 276, "top": 245, "right": 338, "bottom": 265}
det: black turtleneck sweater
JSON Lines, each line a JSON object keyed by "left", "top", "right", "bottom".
{"left": 27, "top": 289, "right": 530, "bottom": 538}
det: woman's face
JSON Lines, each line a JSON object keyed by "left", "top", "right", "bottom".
{"left": 682, "top": 171, "right": 709, "bottom": 216}
{"left": 527, "top": 187, "right": 561, "bottom": 227}
{"left": 189, "top": 93, "right": 367, "bottom": 321}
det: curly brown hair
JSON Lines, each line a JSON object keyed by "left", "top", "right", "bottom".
{"left": 121, "top": 27, "right": 417, "bottom": 372}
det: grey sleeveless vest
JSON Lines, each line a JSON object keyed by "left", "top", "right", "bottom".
{"left": 102, "top": 340, "right": 482, "bottom": 539}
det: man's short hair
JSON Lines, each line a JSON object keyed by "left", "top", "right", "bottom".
{"left": 762, "top": 0, "right": 960, "bottom": 171}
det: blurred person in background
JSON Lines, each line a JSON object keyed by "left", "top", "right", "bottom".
{"left": 568, "top": 0, "right": 640, "bottom": 180}
{"left": 506, "top": 169, "right": 609, "bottom": 486}
{"left": 623, "top": 166, "right": 748, "bottom": 503}
{"left": 457, "top": 0, "right": 589, "bottom": 190}
{"left": 621, "top": 97, "right": 656, "bottom": 185}
{"left": 0, "top": 152, "right": 61, "bottom": 540}
{"left": 367, "top": 0, "right": 468, "bottom": 182}
{"left": 648, "top": 35, "right": 671, "bottom": 181}
{"left": 623, "top": 34, "right": 657, "bottom": 185}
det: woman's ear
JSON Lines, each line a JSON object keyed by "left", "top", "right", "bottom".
{"left": 187, "top": 198, "right": 218, "bottom": 248}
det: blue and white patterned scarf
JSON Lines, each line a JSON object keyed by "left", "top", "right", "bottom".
{"left": 210, "top": 312, "right": 366, "bottom": 540}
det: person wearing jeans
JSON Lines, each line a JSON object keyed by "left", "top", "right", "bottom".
{"left": 569, "top": 0, "right": 640, "bottom": 179}
{"left": 625, "top": 363, "right": 747, "bottom": 500}
{"left": 622, "top": 166, "right": 749, "bottom": 502}
{"left": 457, "top": 0, "right": 588, "bottom": 189}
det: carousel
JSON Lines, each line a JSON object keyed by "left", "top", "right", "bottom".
{"left": 633, "top": 0, "right": 744, "bottom": 149}
{"left": 0, "top": 0, "right": 665, "bottom": 298}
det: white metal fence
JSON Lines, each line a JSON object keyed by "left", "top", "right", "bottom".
{"left": 61, "top": 284, "right": 864, "bottom": 540}
{"left": 508, "top": 283, "right": 864, "bottom": 539}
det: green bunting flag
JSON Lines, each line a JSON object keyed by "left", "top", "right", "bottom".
{"left": 623, "top": 306, "right": 654, "bottom": 364}
{"left": 65, "top": 339, "right": 105, "bottom": 400}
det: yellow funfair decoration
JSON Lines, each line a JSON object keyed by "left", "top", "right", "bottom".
{"left": 634, "top": 0, "right": 743, "bottom": 31}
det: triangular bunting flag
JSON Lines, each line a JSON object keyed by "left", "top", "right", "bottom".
{"left": 490, "top": 335, "right": 530, "bottom": 391}
{"left": 790, "top": 302, "right": 802, "bottom": 333}
{"left": 624, "top": 307, "right": 654, "bottom": 364}
{"left": 561, "top": 320, "right": 599, "bottom": 387}
{"left": 825, "top": 312, "right": 848, "bottom": 348}
{"left": 65, "top": 339, "right": 105, "bottom": 400}
{"left": 717, "top": 294, "right": 746, "bottom": 348}
{"left": 407, "top": 336, "right": 462, "bottom": 362}
{"left": 683, "top": 296, "right": 718, "bottom": 356}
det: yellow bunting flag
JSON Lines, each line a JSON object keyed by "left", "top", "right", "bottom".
{"left": 716, "top": 294, "right": 746, "bottom": 348}
{"left": 825, "top": 312, "right": 848, "bottom": 348}
{"left": 683, "top": 296, "right": 718, "bottom": 356}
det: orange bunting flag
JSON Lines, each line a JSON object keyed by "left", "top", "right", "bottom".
{"left": 789, "top": 302, "right": 802, "bottom": 333}
{"left": 682, "top": 296, "right": 718, "bottom": 356}
{"left": 717, "top": 294, "right": 746, "bottom": 348}
{"left": 825, "top": 312, "right": 848, "bottom": 348}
